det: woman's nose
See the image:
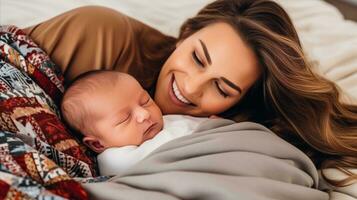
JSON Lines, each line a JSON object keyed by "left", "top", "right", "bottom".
{"left": 134, "top": 106, "right": 150, "bottom": 123}
{"left": 183, "top": 74, "right": 206, "bottom": 98}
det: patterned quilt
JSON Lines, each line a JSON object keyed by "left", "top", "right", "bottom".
{"left": 0, "top": 25, "right": 99, "bottom": 200}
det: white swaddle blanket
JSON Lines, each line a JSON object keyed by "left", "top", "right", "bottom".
{"left": 97, "top": 115, "right": 209, "bottom": 175}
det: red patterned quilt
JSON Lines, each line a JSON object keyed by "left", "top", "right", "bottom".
{"left": 0, "top": 25, "right": 99, "bottom": 200}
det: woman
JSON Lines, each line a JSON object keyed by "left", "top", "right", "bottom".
{"left": 24, "top": 0, "right": 357, "bottom": 186}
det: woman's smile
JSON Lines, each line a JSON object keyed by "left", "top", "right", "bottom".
{"left": 168, "top": 74, "right": 195, "bottom": 107}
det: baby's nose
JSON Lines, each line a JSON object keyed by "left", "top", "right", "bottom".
{"left": 135, "top": 106, "right": 150, "bottom": 123}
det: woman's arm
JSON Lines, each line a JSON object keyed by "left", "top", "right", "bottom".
{"left": 23, "top": 6, "right": 175, "bottom": 88}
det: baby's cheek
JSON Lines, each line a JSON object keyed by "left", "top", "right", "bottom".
{"left": 150, "top": 103, "right": 161, "bottom": 117}
{"left": 154, "top": 106, "right": 164, "bottom": 128}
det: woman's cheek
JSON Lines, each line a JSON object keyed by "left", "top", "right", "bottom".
{"left": 200, "top": 99, "right": 221, "bottom": 114}
{"left": 203, "top": 98, "right": 234, "bottom": 114}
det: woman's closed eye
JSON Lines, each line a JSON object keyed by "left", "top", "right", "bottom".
{"left": 192, "top": 51, "right": 204, "bottom": 67}
{"left": 192, "top": 51, "right": 228, "bottom": 98}
{"left": 215, "top": 81, "right": 228, "bottom": 98}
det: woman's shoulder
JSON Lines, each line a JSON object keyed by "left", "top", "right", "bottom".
{"left": 23, "top": 6, "right": 176, "bottom": 87}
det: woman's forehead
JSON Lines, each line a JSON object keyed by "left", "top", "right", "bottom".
{"left": 193, "top": 23, "right": 254, "bottom": 60}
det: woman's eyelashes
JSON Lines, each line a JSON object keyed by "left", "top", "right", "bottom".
{"left": 192, "top": 51, "right": 204, "bottom": 67}
{"left": 191, "top": 50, "right": 228, "bottom": 98}
{"left": 215, "top": 81, "right": 228, "bottom": 98}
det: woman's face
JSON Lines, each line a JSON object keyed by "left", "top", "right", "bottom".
{"left": 155, "top": 22, "right": 261, "bottom": 116}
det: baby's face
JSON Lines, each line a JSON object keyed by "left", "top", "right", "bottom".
{"left": 84, "top": 74, "right": 163, "bottom": 152}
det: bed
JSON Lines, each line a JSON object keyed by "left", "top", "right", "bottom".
{"left": 1, "top": 0, "right": 356, "bottom": 199}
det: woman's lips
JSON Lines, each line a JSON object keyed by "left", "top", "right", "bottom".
{"left": 168, "top": 74, "right": 194, "bottom": 107}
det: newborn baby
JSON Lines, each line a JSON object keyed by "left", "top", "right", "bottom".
{"left": 61, "top": 70, "right": 163, "bottom": 153}
{"left": 98, "top": 114, "right": 209, "bottom": 175}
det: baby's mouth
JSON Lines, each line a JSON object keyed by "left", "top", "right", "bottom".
{"left": 143, "top": 123, "right": 156, "bottom": 137}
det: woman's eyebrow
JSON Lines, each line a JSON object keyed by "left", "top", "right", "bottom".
{"left": 199, "top": 39, "right": 212, "bottom": 65}
{"left": 198, "top": 39, "right": 242, "bottom": 94}
{"left": 220, "top": 77, "right": 242, "bottom": 94}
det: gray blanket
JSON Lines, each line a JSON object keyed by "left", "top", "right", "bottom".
{"left": 82, "top": 119, "right": 329, "bottom": 200}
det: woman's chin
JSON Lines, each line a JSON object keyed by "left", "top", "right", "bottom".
{"left": 160, "top": 106, "right": 180, "bottom": 115}
{"left": 160, "top": 105, "right": 186, "bottom": 115}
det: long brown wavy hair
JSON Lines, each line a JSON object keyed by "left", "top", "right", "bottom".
{"left": 177, "top": 0, "right": 357, "bottom": 186}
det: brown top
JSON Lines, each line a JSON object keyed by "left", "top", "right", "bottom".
{"left": 23, "top": 6, "right": 176, "bottom": 92}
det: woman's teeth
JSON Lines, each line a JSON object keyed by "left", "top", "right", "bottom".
{"left": 172, "top": 79, "right": 191, "bottom": 104}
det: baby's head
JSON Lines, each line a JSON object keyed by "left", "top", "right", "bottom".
{"left": 61, "top": 70, "right": 163, "bottom": 153}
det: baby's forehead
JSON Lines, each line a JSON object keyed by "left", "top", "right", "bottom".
{"left": 84, "top": 72, "right": 136, "bottom": 87}
{"left": 89, "top": 72, "right": 143, "bottom": 96}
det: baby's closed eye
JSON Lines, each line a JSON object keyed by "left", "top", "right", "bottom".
{"left": 116, "top": 113, "right": 131, "bottom": 125}
{"left": 141, "top": 94, "right": 152, "bottom": 106}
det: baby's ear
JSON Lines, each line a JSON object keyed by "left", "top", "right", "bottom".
{"left": 83, "top": 136, "right": 105, "bottom": 153}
